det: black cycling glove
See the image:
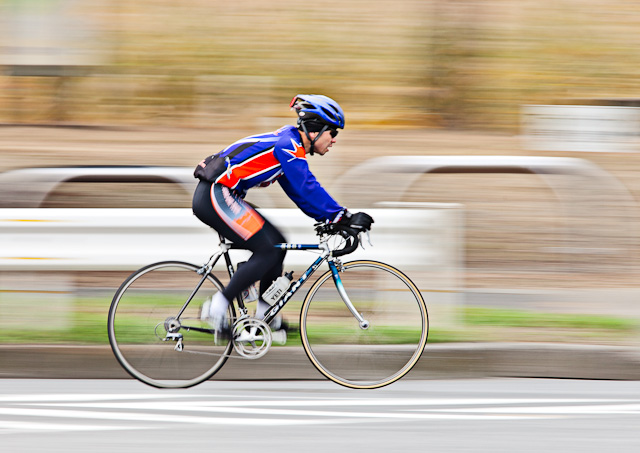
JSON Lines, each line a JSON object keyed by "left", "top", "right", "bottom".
{"left": 338, "top": 211, "right": 374, "bottom": 232}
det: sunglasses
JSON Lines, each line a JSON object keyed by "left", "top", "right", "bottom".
{"left": 328, "top": 128, "right": 339, "bottom": 138}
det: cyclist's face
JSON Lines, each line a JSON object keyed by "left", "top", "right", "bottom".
{"left": 311, "top": 130, "right": 337, "bottom": 156}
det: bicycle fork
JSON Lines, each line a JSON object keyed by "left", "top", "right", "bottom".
{"left": 328, "top": 260, "right": 370, "bottom": 330}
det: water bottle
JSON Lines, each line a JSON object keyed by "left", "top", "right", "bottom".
{"left": 262, "top": 271, "right": 293, "bottom": 304}
{"left": 237, "top": 261, "right": 259, "bottom": 303}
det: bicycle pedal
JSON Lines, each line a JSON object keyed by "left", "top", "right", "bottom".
{"left": 271, "top": 329, "right": 287, "bottom": 346}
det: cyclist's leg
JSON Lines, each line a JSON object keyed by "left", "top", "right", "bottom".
{"left": 224, "top": 224, "right": 285, "bottom": 302}
{"left": 192, "top": 181, "right": 286, "bottom": 303}
{"left": 256, "top": 226, "right": 285, "bottom": 295}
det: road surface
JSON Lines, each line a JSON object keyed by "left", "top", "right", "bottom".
{"left": 0, "top": 378, "right": 639, "bottom": 452}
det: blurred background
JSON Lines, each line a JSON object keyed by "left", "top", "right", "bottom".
{"left": 3, "top": 0, "right": 640, "bottom": 130}
{"left": 1, "top": 0, "right": 640, "bottom": 349}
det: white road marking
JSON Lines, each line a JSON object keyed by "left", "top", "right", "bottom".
{"left": 32, "top": 397, "right": 623, "bottom": 408}
{"left": 0, "top": 406, "right": 558, "bottom": 421}
{"left": 427, "top": 403, "right": 640, "bottom": 415}
{"left": 2, "top": 394, "right": 639, "bottom": 433}
{"left": 0, "top": 420, "right": 142, "bottom": 432}
{"left": 0, "top": 407, "right": 339, "bottom": 426}
{"left": 0, "top": 394, "right": 215, "bottom": 403}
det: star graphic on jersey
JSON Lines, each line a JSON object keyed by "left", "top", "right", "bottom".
{"left": 283, "top": 139, "right": 306, "bottom": 161}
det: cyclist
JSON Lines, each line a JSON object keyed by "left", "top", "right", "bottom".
{"left": 192, "top": 94, "right": 373, "bottom": 340}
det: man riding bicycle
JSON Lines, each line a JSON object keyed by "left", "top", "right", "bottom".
{"left": 192, "top": 94, "right": 373, "bottom": 341}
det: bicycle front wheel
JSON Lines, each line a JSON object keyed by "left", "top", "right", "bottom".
{"left": 300, "top": 260, "right": 428, "bottom": 389}
{"left": 108, "top": 261, "right": 234, "bottom": 388}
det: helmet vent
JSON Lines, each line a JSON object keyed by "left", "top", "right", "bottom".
{"left": 321, "top": 107, "right": 337, "bottom": 120}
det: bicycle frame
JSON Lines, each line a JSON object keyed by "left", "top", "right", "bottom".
{"left": 109, "top": 225, "right": 428, "bottom": 389}
{"left": 190, "top": 234, "right": 368, "bottom": 331}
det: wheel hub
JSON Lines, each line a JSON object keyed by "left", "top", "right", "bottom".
{"left": 164, "top": 317, "right": 181, "bottom": 333}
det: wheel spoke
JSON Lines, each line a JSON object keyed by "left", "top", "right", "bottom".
{"left": 108, "top": 261, "right": 233, "bottom": 388}
{"left": 300, "top": 260, "right": 428, "bottom": 389}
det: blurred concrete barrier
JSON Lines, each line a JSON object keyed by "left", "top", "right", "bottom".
{"left": 0, "top": 166, "right": 464, "bottom": 331}
{"left": 0, "top": 206, "right": 463, "bottom": 328}
{"left": 522, "top": 104, "right": 640, "bottom": 153}
{"left": 0, "top": 205, "right": 462, "bottom": 326}
{"left": 335, "top": 155, "right": 640, "bottom": 273}
{"left": 1, "top": 344, "right": 639, "bottom": 381}
{"left": 0, "top": 207, "right": 460, "bottom": 273}
{"left": 0, "top": 166, "right": 196, "bottom": 208}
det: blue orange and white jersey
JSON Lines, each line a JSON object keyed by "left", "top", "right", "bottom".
{"left": 196, "top": 125, "right": 345, "bottom": 223}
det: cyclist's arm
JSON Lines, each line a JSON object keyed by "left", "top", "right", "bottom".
{"left": 274, "top": 144, "right": 345, "bottom": 222}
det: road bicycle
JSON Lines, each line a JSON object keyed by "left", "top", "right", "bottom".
{"left": 107, "top": 223, "right": 428, "bottom": 389}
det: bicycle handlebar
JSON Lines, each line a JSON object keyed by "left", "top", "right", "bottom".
{"left": 314, "top": 223, "right": 362, "bottom": 257}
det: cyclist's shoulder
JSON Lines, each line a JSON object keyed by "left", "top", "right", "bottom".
{"left": 272, "top": 125, "right": 301, "bottom": 144}
{"left": 273, "top": 124, "right": 297, "bottom": 136}
{"left": 272, "top": 126, "right": 305, "bottom": 158}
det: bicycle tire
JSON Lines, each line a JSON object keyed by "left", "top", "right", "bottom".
{"left": 108, "top": 261, "right": 234, "bottom": 388}
{"left": 300, "top": 260, "right": 428, "bottom": 389}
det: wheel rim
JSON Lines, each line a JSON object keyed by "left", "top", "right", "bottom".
{"left": 108, "top": 262, "right": 233, "bottom": 388}
{"left": 300, "top": 261, "right": 428, "bottom": 389}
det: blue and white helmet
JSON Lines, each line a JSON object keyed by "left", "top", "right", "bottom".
{"left": 290, "top": 94, "right": 345, "bottom": 129}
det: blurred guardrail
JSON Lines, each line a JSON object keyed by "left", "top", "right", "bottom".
{"left": 0, "top": 166, "right": 461, "bottom": 274}
{"left": 335, "top": 155, "right": 640, "bottom": 272}
{"left": 0, "top": 207, "right": 463, "bottom": 329}
{"left": 0, "top": 158, "right": 636, "bottom": 276}
{"left": 0, "top": 206, "right": 461, "bottom": 273}
{"left": 0, "top": 166, "right": 197, "bottom": 208}
{"left": 1, "top": 157, "right": 637, "bottom": 331}
{"left": 0, "top": 166, "right": 464, "bottom": 328}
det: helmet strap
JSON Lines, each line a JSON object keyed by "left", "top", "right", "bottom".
{"left": 299, "top": 122, "right": 329, "bottom": 156}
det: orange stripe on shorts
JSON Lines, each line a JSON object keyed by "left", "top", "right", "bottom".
{"left": 211, "top": 184, "right": 265, "bottom": 240}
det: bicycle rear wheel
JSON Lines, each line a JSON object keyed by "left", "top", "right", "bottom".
{"left": 300, "top": 260, "right": 428, "bottom": 389}
{"left": 108, "top": 261, "right": 234, "bottom": 388}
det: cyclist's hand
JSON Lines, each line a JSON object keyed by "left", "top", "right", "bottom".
{"left": 315, "top": 210, "right": 374, "bottom": 236}
{"left": 339, "top": 211, "right": 374, "bottom": 232}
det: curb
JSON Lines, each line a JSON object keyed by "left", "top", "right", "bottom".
{"left": 2, "top": 343, "right": 640, "bottom": 381}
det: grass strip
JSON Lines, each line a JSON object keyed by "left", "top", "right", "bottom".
{"left": 1, "top": 299, "right": 637, "bottom": 345}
